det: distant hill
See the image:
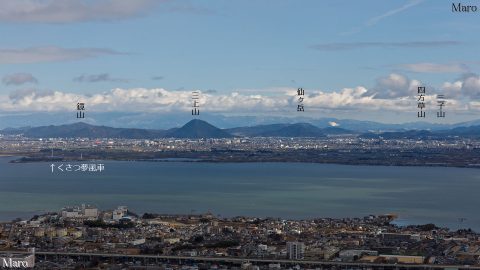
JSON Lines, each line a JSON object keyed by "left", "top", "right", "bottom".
{"left": 0, "top": 120, "right": 233, "bottom": 139}
{"left": 2, "top": 120, "right": 479, "bottom": 140}
{"left": 2, "top": 111, "right": 480, "bottom": 132}
{"left": 0, "top": 126, "right": 31, "bottom": 134}
{"left": 360, "top": 125, "right": 480, "bottom": 140}
{"left": 2, "top": 122, "right": 167, "bottom": 139}
{"left": 165, "top": 119, "right": 233, "bottom": 138}
{"left": 438, "top": 125, "right": 480, "bottom": 138}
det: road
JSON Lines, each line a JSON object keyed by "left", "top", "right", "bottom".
{"left": 4, "top": 250, "right": 479, "bottom": 269}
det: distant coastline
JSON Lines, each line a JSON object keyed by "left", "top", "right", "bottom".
{"left": 6, "top": 150, "right": 480, "bottom": 169}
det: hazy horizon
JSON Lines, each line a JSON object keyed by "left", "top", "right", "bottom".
{"left": 2, "top": 111, "right": 480, "bottom": 130}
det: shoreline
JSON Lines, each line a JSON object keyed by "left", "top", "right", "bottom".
{"left": 0, "top": 210, "right": 455, "bottom": 232}
{"left": 6, "top": 156, "right": 480, "bottom": 170}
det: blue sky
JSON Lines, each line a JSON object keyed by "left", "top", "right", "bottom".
{"left": 0, "top": 0, "right": 479, "bottom": 124}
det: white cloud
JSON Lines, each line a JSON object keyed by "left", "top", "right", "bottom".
{"left": 367, "top": 73, "right": 421, "bottom": 99}
{"left": 328, "top": 121, "right": 339, "bottom": 127}
{"left": 469, "top": 101, "right": 480, "bottom": 110}
{"left": 0, "top": 88, "right": 285, "bottom": 112}
{"left": 0, "top": 86, "right": 414, "bottom": 113}
{"left": 462, "top": 74, "right": 480, "bottom": 98}
{"left": 0, "top": 0, "right": 159, "bottom": 23}
{"left": 0, "top": 46, "right": 124, "bottom": 64}
{"left": 441, "top": 81, "right": 463, "bottom": 97}
{"left": 0, "top": 74, "right": 476, "bottom": 114}
{"left": 441, "top": 73, "right": 480, "bottom": 99}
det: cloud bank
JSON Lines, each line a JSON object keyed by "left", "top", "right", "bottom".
{"left": 0, "top": 0, "right": 160, "bottom": 23}
{"left": 1, "top": 73, "right": 478, "bottom": 114}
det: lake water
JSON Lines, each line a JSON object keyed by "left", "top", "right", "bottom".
{"left": 0, "top": 156, "right": 479, "bottom": 230}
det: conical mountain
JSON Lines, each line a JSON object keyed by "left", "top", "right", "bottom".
{"left": 166, "top": 119, "right": 233, "bottom": 138}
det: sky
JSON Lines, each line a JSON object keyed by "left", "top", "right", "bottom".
{"left": 0, "top": 0, "right": 479, "bottom": 124}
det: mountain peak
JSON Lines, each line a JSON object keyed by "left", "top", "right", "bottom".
{"left": 167, "top": 119, "right": 233, "bottom": 139}
{"left": 65, "top": 122, "right": 93, "bottom": 128}
{"left": 183, "top": 119, "right": 211, "bottom": 126}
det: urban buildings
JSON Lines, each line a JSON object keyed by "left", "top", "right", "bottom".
{"left": 286, "top": 242, "right": 305, "bottom": 260}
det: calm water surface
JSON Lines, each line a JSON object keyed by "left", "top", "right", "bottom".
{"left": 0, "top": 156, "right": 478, "bottom": 230}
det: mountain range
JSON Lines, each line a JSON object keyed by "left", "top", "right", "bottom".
{"left": 2, "top": 112, "right": 480, "bottom": 132}
{"left": 360, "top": 125, "right": 480, "bottom": 140}
{"left": 0, "top": 120, "right": 227, "bottom": 139}
{"left": 0, "top": 120, "right": 354, "bottom": 139}
{"left": 1, "top": 119, "right": 479, "bottom": 139}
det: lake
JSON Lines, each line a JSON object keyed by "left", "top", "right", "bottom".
{"left": 0, "top": 156, "right": 479, "bottom": 230}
